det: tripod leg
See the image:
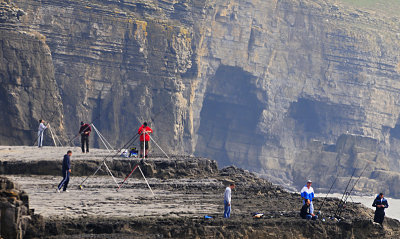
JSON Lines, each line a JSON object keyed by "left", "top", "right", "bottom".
{"left": 79, "top": 162, "right": 104, "bottom": 188}
{"left": 149, "top": 135, "right": 169, "bottom": 158}
{"left": 95, "top": 124, "right": 114, "bottom": 150}
{"left": 102, "top": 161, "right": 119, "bottom": 187}
{"left": 116, "top": 164, "right": 139, "bottom": 191}
{"left": 48, "top": 124, "right": 57, "bottom": 147}
{"left": 138, "top": 165, "right": 154, "bottom": 196}
{"left": 93, "top": 124, "right": 111, "bottom": 152}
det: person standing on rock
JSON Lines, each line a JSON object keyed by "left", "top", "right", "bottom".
{"left": 37, "top": 119, "right": 47, "bottom": 148}
{"left": 57, "top": 150, "right": 72, "bottom": 193}
{"left": 138, "top": 122, "right": 153, "bottom": 158}
{"left": 300, "top": 180, "right": 315, "bottom": 214}
{"left": 224, "top": 183, "right": 235, "bottom": 218}
{"left": 300, "top": 199, "right": 317, "bottom": 220}
{"left": 79, "top": 121, "right": 91, "bottom": 153}
{"left": 372, "top": 193, "right": 389, "bottom": 225}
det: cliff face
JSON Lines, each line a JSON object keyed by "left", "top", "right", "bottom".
{"left": 4, "top": 0, "right": 400, "bottom": 196}
{"left": 0, "top": 0, "right": 64, "bottom": 145}
{"left": 12, "top": 0, "right": 203, "bottom": 152}
{"left": 193, "top": 0, "right": 400, "bottom": 194}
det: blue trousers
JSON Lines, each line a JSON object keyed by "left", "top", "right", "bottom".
{"left": 38, "top": 131, "right": 44, "bottom": 147}
{"left": 58, "top": 170, "right": 70, "bottom": 191}
{"left": 224, "top": 200, "right": 231, "bottom": 218}
{"left": 306, "top": 214, "right": 318, "bottom": 220}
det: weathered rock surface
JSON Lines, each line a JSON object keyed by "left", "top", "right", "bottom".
{"left": 0, "top": 0, "right": 64, "bottom": 146}
{"left": 0, "top": 176, "right": 42, "bottom": 239}
{"left": 192, "top": 0, "right": 400, "bottom": 197}
{"left": 2, "top": 154, "right": 400, "bottom": 238}
{"left": 0, "top": 146, "right": 218, "bottom": 178}
{"left": 2, "top": 0, "right": 400, "bottom": 197}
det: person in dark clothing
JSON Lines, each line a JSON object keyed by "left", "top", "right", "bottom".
{"left": 57, "top": 150, "right": 72, "bottom": 193}
{"left": 300, "top": 199, "right": 318, "bottom": 220}
{"left": 372, "top": 193, "right": 389, "bottom": 225}
{"left": 79, "top": 121, "right": 91, "bottom": 153}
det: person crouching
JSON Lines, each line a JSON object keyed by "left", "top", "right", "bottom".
{"left": 300, "top": 199, "right": 317, "bottom": 220}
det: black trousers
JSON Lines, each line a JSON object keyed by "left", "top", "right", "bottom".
{"left": 57, "top": 170, "right": 70, "bottom": 191}
{"left": 81, "top": 134, "right": 89, "bottom": 152}
{"left": 374, "top": 211, "right": 385, "bottom": 224}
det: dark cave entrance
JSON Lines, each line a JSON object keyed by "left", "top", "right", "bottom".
{"left": 288, "top": 98, "right": 365, "bottom": 139}
{"left": 195, "top": 65, "right": 265, "bottom": 168}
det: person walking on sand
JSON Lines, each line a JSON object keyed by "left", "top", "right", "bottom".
{"left": 300, "top": 180, "right": 315, "bottom": 214}
{"left": 372, "top": 193, "right": 389, "bottom": 225}
{"left": 57, "top": 150, "right": 72, "bottom": 193}
{"left": 37, "top": 119, "right": 47, "bottom": 148}
{"left": 224, "top": 183, "right": 235, "bottom": 218}
{"left": 79, "top": 121, "right": 91, "bottom": 153}
{"left": 138, "top": 122, "right": 153, "bottom": 158}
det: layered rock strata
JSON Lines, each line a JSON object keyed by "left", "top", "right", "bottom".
{"left": 3, "top": 0, "right": 400, "bottom": 197}
{"left": 0, "top": 0, "right": 64, "bottom": 146}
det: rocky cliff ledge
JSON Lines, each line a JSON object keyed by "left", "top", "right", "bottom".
{"left": 2, "top": 0, "right": 400, "bottom": 197}
{"left": 1, "top": 147, "right": 400, "bottom": 238}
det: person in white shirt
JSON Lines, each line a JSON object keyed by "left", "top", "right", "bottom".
{"left": 300, "top": 180, "right": 315, "bottom": 214}
{"left": 224, "top": 183, "right": 235, "bottom": 218}
{"left": 37, "top": 119, "right": 47, "bottom": 148}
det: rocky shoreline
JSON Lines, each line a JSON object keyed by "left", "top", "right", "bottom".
{"left": 0, "top": 147, "right": 399, "bottom": 238}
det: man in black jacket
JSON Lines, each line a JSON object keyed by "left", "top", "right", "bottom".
{"left": 57, "top": 150, "right": 72, "bottom": 193}
{"left": 79, "top": 121, "right": 91, "bottom": 153}
{"left": 300, "top": 199, "right": 318, "bottom": 220}
{"left": 372, "top": 193, "right": 389, "bottom": 225}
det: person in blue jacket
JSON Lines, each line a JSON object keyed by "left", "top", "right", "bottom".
{"left": 372, "top": 193, "right": 389, "bottom": 225}
{"left": 300, "top": 180, "right": 315, "bottom": 214}
{"left": 57, "top": 150, "right": 72, "bottom": 193}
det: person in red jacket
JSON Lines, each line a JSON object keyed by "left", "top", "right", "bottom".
{"left": 138, "top": 122, "right": 153, "bottom": 158}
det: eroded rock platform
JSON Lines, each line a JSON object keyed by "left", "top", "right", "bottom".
{"left": 1, "top": 146, "right": 400, "bottom": 238}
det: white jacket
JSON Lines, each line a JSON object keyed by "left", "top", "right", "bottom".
{"left": 224, "top": 187, "right": 231, "bottom": 203}
{"left": 38, "top": 123, "right": 47, "bottom": 133}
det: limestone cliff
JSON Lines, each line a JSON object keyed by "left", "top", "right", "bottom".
{"left": 0, "top": 0, "right": 64, "bottom": 145}
{"left": 3, "top": 0, "right": 400, "bottom": 197}
{"left": 192, "top": 0, "right": 400, "bottom": 196}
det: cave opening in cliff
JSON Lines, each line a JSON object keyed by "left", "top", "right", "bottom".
{"left": 195, "top": 65, "right": 265, "bottom": 168}
{"left": 288, "top": 98, "right": 364, "bottom": 140}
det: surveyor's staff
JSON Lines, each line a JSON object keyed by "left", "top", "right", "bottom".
{"left": 67, "top": 114, "right": 101, "bottom": 146}
{"left": 78, "top": 133, "right": 139, "bottom": 189}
